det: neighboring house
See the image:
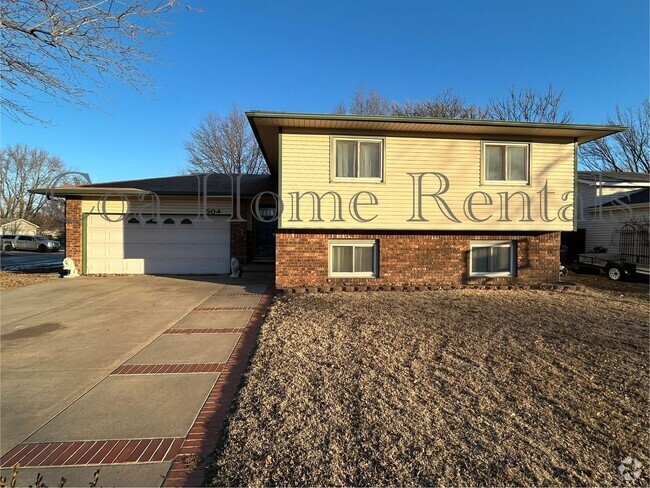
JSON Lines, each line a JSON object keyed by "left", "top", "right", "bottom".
{"left": 574, "top": 171, "right": 649, "bottom": 255}
{"left": 35, "top": 113, "right": 623, "bottom": 286}
{"left": 0, "top": 218, "right": 40, "bottom": 235}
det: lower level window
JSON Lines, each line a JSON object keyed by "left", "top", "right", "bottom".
{"left": 329, "top": 240, "right": 377, "bottom": 277}
{"left": 470, "top": 241, "right": 515, "bottom": 277}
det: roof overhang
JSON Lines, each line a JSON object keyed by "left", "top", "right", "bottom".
{"left": 30, "top": 186, "right": 152, "bottom": 196}
{"left": 586, "top": 202, "right": 649, "bottom": 212}
{"left": 30, "top": 174, "right": 277, "bottom": 198}
{"left": 247, "top": 111, "right": 627, "bottom": 173}
{"left": 577, "top": 179, "right": 650, "bottom": 187}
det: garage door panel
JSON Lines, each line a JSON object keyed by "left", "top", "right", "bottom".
{"left": 124, "top": 244, "right": 226, "bottom": 260}
{"left": 142, "top": 258, "right": 229, "bottom": 275}
{"left": 86, "top": 214, "right": 230, "bottom": 275}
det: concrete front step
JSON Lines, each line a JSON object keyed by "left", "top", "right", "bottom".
{"left": 243, "top": 263, "right": 275, "bottom": 273}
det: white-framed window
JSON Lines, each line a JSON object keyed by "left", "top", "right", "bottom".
{"left": 332, "top": 137, "right": 383, "bottom": 181}
{"left": 328, "top": 240, "right": 377, "bottom": 278}
{"left": 469, "top": 241, "right": 515, "bottom": 277}
{"left": 483, "top": 142, "right": 530, "bottom": 184}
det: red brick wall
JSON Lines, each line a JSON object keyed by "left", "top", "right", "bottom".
{"left": 275, "top": 230, "right": 560, "bottom": 288}
{"left": 65, "top": 198, "right": 83, "bottom": 270}
{"left": 230, "top": 220, "right": 247, "bottom": 264}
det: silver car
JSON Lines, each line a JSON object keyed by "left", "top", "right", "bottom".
{"left": 9, "top": 235, "right": 61, "bottom": 252}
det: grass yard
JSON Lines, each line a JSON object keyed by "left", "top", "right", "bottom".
{"left": 0, "top": 270, "right": 59, "bottom": 290}
{"left": 208, "top": 284, "right": 649, "bottom": 486}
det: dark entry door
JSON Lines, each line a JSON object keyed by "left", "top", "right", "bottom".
{"left": 254, "top": 208, "right": 277, "bottom": 259}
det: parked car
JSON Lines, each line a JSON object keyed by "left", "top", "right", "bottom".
{"left": 2, "top": 234, "right": 17, "bottom": 251}
{"left": 9, "top": 235, "right": 61, "bottom": 252}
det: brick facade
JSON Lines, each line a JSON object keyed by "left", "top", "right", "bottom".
{"left": 230, "top": 220, "right": 247, "bottom": 264}
{"left": 275, "top": 230, "right": 560, "bottom": 288}
{"left": 65, "top": 198, "right": 83, "bottom": 270}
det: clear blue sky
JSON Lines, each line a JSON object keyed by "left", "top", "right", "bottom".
{"left": 2, "top": 0, "right": 648, "bottom": 182}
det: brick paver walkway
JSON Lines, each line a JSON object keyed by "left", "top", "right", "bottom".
{"left": 0, "top": 282, "right": 274, "bottom": 487}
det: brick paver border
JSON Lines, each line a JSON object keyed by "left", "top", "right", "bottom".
{"left": 0, "top": 438, "right": 184, "bottom": 468}
{"left": 164, "top": 328, "right": 246, "bottom": 335}
{"left": 111, "top": 364, "right": 225, "bottom": 375}
{"left": 0, "top": 284, "right": 274, "bottom": 482}
{"left": 211, "top": 293, "right": 262, "bottom": 297}
{"left": 193, "top": 306, "right": 257, "bottom": 311}
{"left": 162, "top": 285, "right": 275, "bottom": 487}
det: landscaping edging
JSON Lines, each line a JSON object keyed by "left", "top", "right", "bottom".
{"left": 280, "top": 283, "right": 583, "bottom": 294}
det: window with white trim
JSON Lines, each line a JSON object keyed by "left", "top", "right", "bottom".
{"left": 333, "top": 138, "right": 383, "bottom": 181}
{"left": 328, "top": 240, "right": 377, "bottom": 277}
{"left": 483, "top": 143, "right": 529, "bottom": 183}
{"left": 470, "top": 241, "right": 515, "bottom": 277}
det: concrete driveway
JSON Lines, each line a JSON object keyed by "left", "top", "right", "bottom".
{"left": 0, "top": 274, "right": 272, "bottom": 487}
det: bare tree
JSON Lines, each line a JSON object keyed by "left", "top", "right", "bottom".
{"left": 184, "top": 106, "right": 267, "bottom": 174}
{"left": 1, "top": 0, "right": 184, "bottom": 123}
{"left": 485, "top": 85, "right": 572, "bottom": 123}
{"left": 336, "top": 85, "right": 567, "bottom": 122}
{"left": 335, "top": 86, "right": 393, "bottom": 115}
{"left": 580, "top": 100, "right": 650, "bottom": 173}
{"left": 392, "top": 88, "right": 487, "bottom": 119}
{"left": 0, "top": 144, "right": 66, "bottom": 221}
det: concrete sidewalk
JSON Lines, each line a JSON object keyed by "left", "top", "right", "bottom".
{"left": 1, "top": 274, "right": 273, "bottom": 487}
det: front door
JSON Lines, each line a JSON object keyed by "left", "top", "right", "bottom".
{"left": 254, "top": 208, "right": 277, "bottom": 259}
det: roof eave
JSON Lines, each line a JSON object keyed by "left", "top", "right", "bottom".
{"left": 247, "top": 111, "right": 628, "bottom": 167}
{"left": 29, "top": 187, "right": 151, "bottom": 196}
{"left": 247, "top": 112, "right": 278, "bottom": 175}
{"left": 30, "top": 187, "right": 263, "bottom": 197}
{"left": 246, "top": 110, "right": 627, "bottom": 134}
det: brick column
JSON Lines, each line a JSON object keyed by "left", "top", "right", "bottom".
{"left": 65, "top": 198, "right": 83, "bottom": 271}
{"left": 230, "top": 221, "right": 247, "bottom": 264}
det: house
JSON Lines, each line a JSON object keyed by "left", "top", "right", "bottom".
{"left": 571, "top": 171, "right": 649, "bottom": 255}
{"left": 35, "top": 112, "right": 624, "bottom": 286}
{"left": 0, "top": 218, "right": 40, "bottom": 236}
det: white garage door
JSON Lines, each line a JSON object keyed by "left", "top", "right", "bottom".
{"left": 86, "top": 214, "right": 230, "bottom": 274}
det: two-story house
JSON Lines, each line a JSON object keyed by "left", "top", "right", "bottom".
{"left": 37, "top": 112, "right": 623, "bottom": 287}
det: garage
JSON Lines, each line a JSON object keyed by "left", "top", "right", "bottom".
{"left": 85, "top": 213, "right": 231, "bottom": 275}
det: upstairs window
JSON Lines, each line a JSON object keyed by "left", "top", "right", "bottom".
{"left": 483, "top": 143, "right": 529, "bottom": 183}
{"left": 470, "top": 241, "right": 515, "bottom": 277}
{"left": 333, "top": 138, "right": 383, "bottom": 181}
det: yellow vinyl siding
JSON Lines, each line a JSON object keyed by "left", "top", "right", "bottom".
{"left": 81, "top": 196, "right": 231, "bottom": 215}
{"left": 280, "top": 132, "right": 575, "bottom": 231}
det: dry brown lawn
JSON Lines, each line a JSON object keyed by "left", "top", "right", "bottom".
{"left": 208, "top": 285, "right": 649, "bottom": 486}
{"left": 0, "top": 270, "right": 59, "bottom": 290}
